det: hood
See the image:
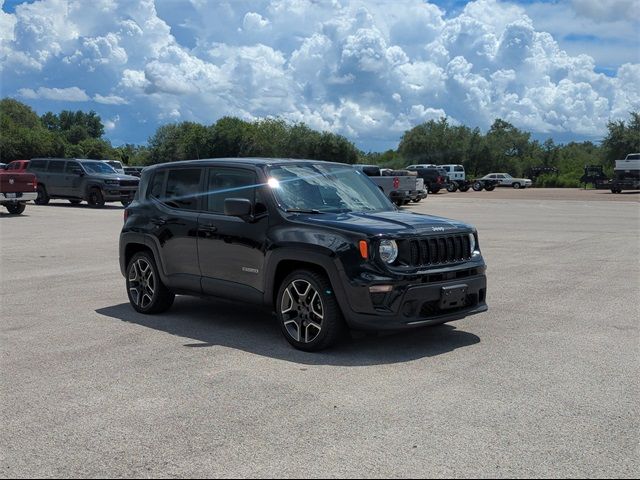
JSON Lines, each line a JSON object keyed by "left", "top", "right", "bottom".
{"left": 294, "top": 210, "right": 473, "bottom": 236}
{"left": 91, "top": 173, "right": 140, "bottom": 181}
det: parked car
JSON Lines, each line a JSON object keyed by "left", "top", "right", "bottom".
{"left": 104, "top": 160, "right": 125, "bottom": 174}
{"left": 0, "top": 163, "right": 37, "bottom": 214}
{"left": 405, "top": 165, "right": 449, "bottom": 193}
{"left": 480, "top": 173, "right": 532, "bottom": 189}
{"left": 123, "top": 166, "right": 145, "bottom": 177}
{"left": 120, "top": 158, "right": 488, "bottom": 351}
{"left": 611, "top": 156, "right": 640, "bottom": 193}
{"left": 28, "top": 158, "right": 140, "bottom": 207}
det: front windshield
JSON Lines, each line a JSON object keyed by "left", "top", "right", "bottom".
{"left": 268, "top": 163, "right": 394, "bottom": 213}
{"left": 81, "top": 162, "right": 117, "bottom": 175}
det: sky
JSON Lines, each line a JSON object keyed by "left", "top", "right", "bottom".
{"left": 1, "top": 0, "right": 639, "bottom": 152}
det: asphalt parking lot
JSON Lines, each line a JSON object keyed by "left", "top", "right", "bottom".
{"left": 1, "top": 189, "right": 639, "bottom": 478}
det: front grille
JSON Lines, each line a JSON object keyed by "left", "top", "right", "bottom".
{"left": 119, "top": 180, "right": 139, "bottom": 187}
{"left": 402, "top": 234, "right": 471, "bottom": 267}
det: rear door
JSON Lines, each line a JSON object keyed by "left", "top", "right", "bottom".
{"left": 197, "top": 166, "right": 268, "bottom": 302}
{"left": 45, "top": 160, "right": 67, "bottom": 196}
{"left": 147, "top": 168, "right": 203, "bottom": 293}
{"left": 63, "top": 160, "right": 85, "bottom": 197}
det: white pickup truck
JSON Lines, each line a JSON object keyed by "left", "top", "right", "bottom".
{"left": 354, "top": 165, "right": 426, "bottom": 206}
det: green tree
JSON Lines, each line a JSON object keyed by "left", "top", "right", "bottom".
{"left": 0, "top": 98, "right": 54, "bottom": 161}
{"left": 602, "top": 112, "right": 640, "bottom": 164}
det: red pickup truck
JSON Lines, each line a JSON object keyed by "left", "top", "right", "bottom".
{"left": 0, "top": 162, "right": 38, "bottom": 215}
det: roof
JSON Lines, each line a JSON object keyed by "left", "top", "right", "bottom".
{"left": 146, "top": 157, "right": 347, "bottom": 170}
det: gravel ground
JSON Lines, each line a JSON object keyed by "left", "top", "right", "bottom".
{"left": 1, "top": 189, "right": 638, "bottom": 478}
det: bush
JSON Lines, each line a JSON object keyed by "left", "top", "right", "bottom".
{"left": 536, "top": 173, "right": 581, "bottom": 188}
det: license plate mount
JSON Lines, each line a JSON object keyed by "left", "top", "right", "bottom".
{"left": 439, "top": 284, "right": 468, "bottom": 310}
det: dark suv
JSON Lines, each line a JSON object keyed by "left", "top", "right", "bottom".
{"left": 28, "top": 158, "right": 140, "bottom": 207}
{"left": 120, "top": 158, "right": 488, "bottom": 351}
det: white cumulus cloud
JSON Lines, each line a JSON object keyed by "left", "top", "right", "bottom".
{"left": 1, "top": 0, "right": 639, "bottom": 148}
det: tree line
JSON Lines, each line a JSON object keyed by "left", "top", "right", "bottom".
{"left": 1, "top": 98, "right": 638, "bottom": 187}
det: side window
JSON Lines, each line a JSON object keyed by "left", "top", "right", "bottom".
{"left": 65, "top": 161, "right": 82, "bottom": 174}
{"left": 29, "top": 160, "right": 47, "bottom": 171}
{"left": 8, "top": 163, "right": 17, "bottom": 170}
{"left": 163, "top": 169, "right": 202, "bottom": 210}
{"left": 206, "top": 168, "right": 257, "bottom": 214}
{"left": 49, "top": 161, "right": 65, "bottom": 173}
{"left": 148, "top": 171, "right": 166, "bottom": 200}
{"left": 455, "top": 166, "right": 464, "bottom": 172}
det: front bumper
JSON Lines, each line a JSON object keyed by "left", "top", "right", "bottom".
{"left": 334, "top": 263, "right": 488, "bottom": 331}
{"left": 1, "top": 192, "right": 37, "bottom": 203}
{"left": 102, "top": 187, "right": 137, "bottom": 202}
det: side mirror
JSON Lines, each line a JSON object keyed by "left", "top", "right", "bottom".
{"left": 224, "top": 198, "right": 252, "bottom": 218}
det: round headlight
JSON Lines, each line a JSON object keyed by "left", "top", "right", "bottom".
{"left": 468, "top": 233, "right": 477, "bottom": 256}
{"left": 379, "top": 239, "right": 398, "bottom": 264}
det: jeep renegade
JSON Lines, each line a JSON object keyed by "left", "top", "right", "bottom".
{"left": 119, "top": 158, "right": 488, "bottom": 351}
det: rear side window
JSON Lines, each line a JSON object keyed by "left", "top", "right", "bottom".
{"left": 30, "top": 160, "right": 47, "bottom": 171}
{"left": 48, "top": 160, "right": 65, "bottom": 173}
{"left": 206, "top": 168, "right": 257, "bottom": 214}
{"left": 163, "top": 169, "right": 202, "bottom": 210}
{"left": 455, "top": 166, "right": 464, "bottom": 172}
{"left": 148, "top": 171, "right": 166, "bottom": 199}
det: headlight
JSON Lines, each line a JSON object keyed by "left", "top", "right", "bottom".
{"left": 469, "top": 233, "right": 480, "bottom": 257}
{"left": 379, "top": 239, "right": 398, "bottom": 264}
{"left": 104, "top": 179, "right": 119, "bottom": 186}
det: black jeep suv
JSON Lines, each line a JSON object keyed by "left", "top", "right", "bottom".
{"left": 119, "top": 158, "right": 488, "bottom": 351}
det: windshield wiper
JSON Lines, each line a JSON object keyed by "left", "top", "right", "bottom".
{"left": 285, "top": 208, "right": 323, "bottom": 214}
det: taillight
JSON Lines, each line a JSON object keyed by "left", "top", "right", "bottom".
{"left": 124, "top": 209, "right": 129, "bottom": 223}
{"left": 437, "top": 176, "right": 443, "bottom": 183}
{"left": 393, "top": 177, "right": 400, "bottom": 189}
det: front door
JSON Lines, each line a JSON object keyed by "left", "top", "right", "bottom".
{"left": 197, "top": 166, "right": 268, "bottom": 303}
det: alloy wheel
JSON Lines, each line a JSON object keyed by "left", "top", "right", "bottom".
{"left": 280, "top": 279, "right": 324, "bottom": 343}
{"left": 128, "top": 258, "right": 156, "bottom": 309}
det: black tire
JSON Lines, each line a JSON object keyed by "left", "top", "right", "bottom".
{"left": 512, "top": 182, "right": 521, "bottom": 189}
{"left": 394, "top": 199, "right": 404, "bottom": 207}
{"left": 5, "top": 203, "right": 26, "bottom": 215}
{"left": 459, "top": 186, "right": 470, "bottom": 192}
{"left": 472, "top": 182, "right": 483, "bottom": 191}
{"left": 121, "top": 200, "right": 132, "bottom": 207}
{"left": 276, "top": 269, "right": 346, "bottom": 352}
{"left": 69, "top": 199, "right": 82, "bottom": 205}
{"left": 87, "top": 188, "right": 105, "bottom": 208}
{"left": 485, "top": 186, "right": 495, "bottom": 192}
{"left": 447, "top": 183, "right": 458, "bottom": 192}
{"left": 411, "top": 198, "right": 421, "bottom": 203}
{"left": 35, "top": 184, "right": 50, "bottom": 205}
{"left": 126, "top": 251, "right": 175, "bottom": 314}
{"left": 431, "top": 188, "right": 441, "bottom": 194}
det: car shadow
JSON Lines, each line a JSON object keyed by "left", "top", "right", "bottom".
{"left": 96, "top": 297, "right": 481, "bottom": 366}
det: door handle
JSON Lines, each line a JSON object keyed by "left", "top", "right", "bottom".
{"left": 151, "top": 218, "right": 167, "bottom": 226}
{"left": 198, "top": 224, "right": 217, "bottom": 233}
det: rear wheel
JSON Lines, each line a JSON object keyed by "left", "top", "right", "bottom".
{"left": 459, "top": 186, "right": 470, "bottom": 192}
{"left": 447, "top": 183, "right": 458, "bottom": 192}
{"left": 87, "top": 188, "right": 105, "bottom": 208}
{"left": 121, "top": 200, "right": 132, "bottom": 207}
{"left": 5, "top": 203, "right": 26, "bottom": 215}
{"left": 430, "top": 188, "right": 441, "bottom": 194}
{"left": 276, "top": 270, "right": 346, "bottom": 351}
{"left": 485, "top": 186, "right": 496, "bottom": 191}
{"left": 472, "top": 182, "right": 483, "bottom": 191}
{"left": 126, "top": 252, "right": 175, "bottom": 314}
{"left": 35, "top": 184, "right": 50, "bottom": 205}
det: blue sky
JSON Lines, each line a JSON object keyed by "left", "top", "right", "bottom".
{"left": 1, "top": 0, "right": 639, "bottom": 151}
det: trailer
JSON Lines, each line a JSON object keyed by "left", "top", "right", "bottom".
{"left": 611, "top": 157, "right": 640, "bottom": 193}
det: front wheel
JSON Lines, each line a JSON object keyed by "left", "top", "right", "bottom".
{"left": 126, "top": 252, "right": 175, "bottom": 314}
{"left": 5, "top": 203, "right": 26, "bottom": 215}
{"left": 276, "top": 270, "right": 345, "bottom": 351}
{"left": 447, "top": 184, "right": 458, "bottom": 192}
{"left": 512, "top": 182, "right": 521, "bottom": 189}
{"left": 472, "top": 182, "right": 483, "bottom": 191}
{"left": 485, "top": 186, "right": 495, "bottom": 191}
{"left": 87, "top": 188, "right": 105, "bottom": 208}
